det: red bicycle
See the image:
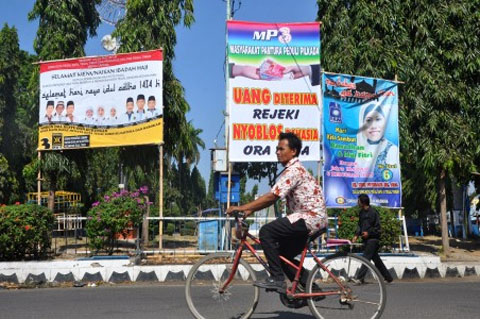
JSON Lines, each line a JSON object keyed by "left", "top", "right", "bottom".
{"left": 185, "top": 212, "right": 386, "bottom": 318}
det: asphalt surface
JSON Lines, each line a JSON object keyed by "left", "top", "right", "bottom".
{"left": 0, "top": 278, "right": 479, "bottom": 318}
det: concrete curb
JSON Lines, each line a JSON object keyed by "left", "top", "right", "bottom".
{"left": 1, "top": 256, "right": 479, "bottom": 284}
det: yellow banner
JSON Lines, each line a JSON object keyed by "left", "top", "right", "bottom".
{"left": 38, "top": 117, "right": 163, "bottom": 150}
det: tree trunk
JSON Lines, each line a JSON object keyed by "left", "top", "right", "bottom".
{"left": 47, "top": 178, "right": 56, "bottom": 212}
{"left": 438, "top": 169, "right": 450, "bottom": 256}
{"left": 142, "top": 197, "right": 150, "bottom": 248}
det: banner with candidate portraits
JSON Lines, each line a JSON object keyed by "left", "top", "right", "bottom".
{"left": 38, "top": 50, "right": 163, "bottom": 150}
{"left": 322, "top": 73, "right": 401, "bottom": 208}
{"left": 227, "top": 20, "right": 321, "bottom": 162}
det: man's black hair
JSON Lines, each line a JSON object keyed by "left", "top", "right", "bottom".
{"left": 358, "top": 194, "right": 370, "bottom": 206}
{"left": 278, "top": 132, "right": 302, "bottom": 157}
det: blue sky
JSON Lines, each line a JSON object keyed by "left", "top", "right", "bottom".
{"left": 1, "top": 0, "right": 318, "bottom": 193}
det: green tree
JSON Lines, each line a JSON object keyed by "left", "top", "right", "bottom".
{"left": 0, "top": 24, "right": 24, "bottom": 202}
{"left": 317, "top": 0, "right": 480, "bottom": 255}
{"left": 175, "top": 121, "right": 205, "bottom": 166}
{"left": 206, "top": 170, "right": 217, "bottom": 208}
{"left": 234, "top": 162, "right": 281, "bottom": 215}
{"left": 39, "top": 152, "right": 72, "bottom": 211}
{"left": 27, "top": 0, "right": 102, "bottom": 208}
{"left": 28, "top": 0, "right": 101, "bottom": 60}
{"left": 0, "top": 154, "right": 19, "bottom": 204}
{"left": 0, "top": 24, "right": 21, "bottom": 166}
{"left": 400, "top": 1, "right": 480, "bottom": 254}
{"left": 113, "top": 0, "right": 195, "bottom": 159}
{"left": 191, "top": 166, "right": 207, "bottom": 211}
{"left": 112, "top": 1, "right": 207, "bottom": 219}
{"left": 13, "top": 51, "right": 38, "bottom": 197}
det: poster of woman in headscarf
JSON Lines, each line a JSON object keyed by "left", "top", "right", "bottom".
{"left": 322, "top": 73, "right": 401, "bottom": 208}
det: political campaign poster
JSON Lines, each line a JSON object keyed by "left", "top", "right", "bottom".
{"left": 38, "top": 49, "right": 163, "bottom": 150}
{"left": 322, "top": 73, "right": 401, "bottom": 208}
{"left": 227, "top": 20, "right": 321, "bottom": 162}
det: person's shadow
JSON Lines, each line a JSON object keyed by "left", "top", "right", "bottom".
{"left": 252, "top": 311, "right": 314, "bottom": 319}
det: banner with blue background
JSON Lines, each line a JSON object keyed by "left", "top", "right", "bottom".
{"left": 322, "top": 73, "right": 401, "bottom": 208}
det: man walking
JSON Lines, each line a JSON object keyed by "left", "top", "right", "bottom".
{"left": 353, "top": 194, "right": 393, "bottom": 284}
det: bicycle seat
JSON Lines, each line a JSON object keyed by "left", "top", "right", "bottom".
{"left": 325, "top": 238, "right": 352, "bottom": 247}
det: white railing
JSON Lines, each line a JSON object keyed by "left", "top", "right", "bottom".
{"left": 52, "top": 215, "right": 410, "bottom": 256}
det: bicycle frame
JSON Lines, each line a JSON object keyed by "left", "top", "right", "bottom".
{"left": 219, "top": 216, "right": 350, "bottom": 300}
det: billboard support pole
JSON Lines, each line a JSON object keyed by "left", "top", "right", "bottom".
{"left": 319, "top": 71, "right": 324, "bottom": 186}
{"left": 159, "top": 144, "right": 164, "bottom": 250}
{"left": 225, "top": 0, "right": 232, "bottom": 250}
{"left": 400, "top": 209, "right": 410, "bottom": 252}
{"left": 37, "top": 151, "right": 42, "bottom": 205}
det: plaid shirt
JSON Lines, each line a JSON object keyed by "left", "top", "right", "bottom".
{"left": 271, "top": 157, "right": 328, "bottom": 232}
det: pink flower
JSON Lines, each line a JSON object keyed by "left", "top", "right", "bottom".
{"left": 139, "top": 186, "right": 149, "bottom": 194}
{"left": 92, "top": 201, "right": 100, "bottom": 207}
{"left": 104, "top": 195, "right": 110, "bottom": 201}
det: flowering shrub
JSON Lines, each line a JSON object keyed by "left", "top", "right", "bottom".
{"left": 86, "top": 187, "right": 151, "bottom": 254}
{"left": 335, "top": 206, "right": 401, "bottom": 251}
{"left": 0, "top": 204, "right": 54, "bottom": 261}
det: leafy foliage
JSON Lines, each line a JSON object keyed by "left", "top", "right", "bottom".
{"left": 86, "top": 187, "right": 150, "bottom": 254}
{"left": 239, "top": 176, "right": 258, "bottom": 205}
{"left": 113, "top": 0, "right": 196, "bottom": 159}
{"left": 0, "top": 204, "right": 54, "bottom": 261}
{"left": 317, "top": 0, "right": 480, "bottom": 251}
{"left": 335, "top": 207, "right": 401, "bottom": 251}
{"left": 28, "top": 0, "right": 101, "bottom": 60}
{"left": 0, "top": 154, "right": 19, "bottom": 204}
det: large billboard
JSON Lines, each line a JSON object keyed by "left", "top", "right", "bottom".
{"left": 227, "top": 20, "right": 321, "bottom": 162}
{"left": 322, "top": 73, "right": 401, "bottom": 208}
{"left": 38, "top": 49, "right": 163, "bottom": 150}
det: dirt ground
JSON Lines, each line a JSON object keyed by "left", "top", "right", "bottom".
{"left": 409, "top": 235, "right": 480, "bottom": 262}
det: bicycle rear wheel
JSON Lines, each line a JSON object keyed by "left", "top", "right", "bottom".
{"left": 306, "top": 252, "right": 386, "bottom": 319}
{"left": 185, "top": 252, "right": 260, "bottom": 319}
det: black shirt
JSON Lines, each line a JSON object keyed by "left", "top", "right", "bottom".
{"left": 355, "top": 206, "right": 381, "bottom": 240}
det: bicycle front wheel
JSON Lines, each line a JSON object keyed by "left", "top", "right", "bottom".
{"left": 306, "top": 252, "right": 386, "bottom": 319}
{"left": 185, "top": 252, "right": 260, "bottom": 319}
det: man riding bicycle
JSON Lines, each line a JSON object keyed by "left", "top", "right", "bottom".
{"left": 227, "top": 132, "right": 328, "bottom": 292}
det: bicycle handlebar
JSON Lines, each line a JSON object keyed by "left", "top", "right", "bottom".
{"left": 229, "top": 210, "right": 245, "bottom": 220}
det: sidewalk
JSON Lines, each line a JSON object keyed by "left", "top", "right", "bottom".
{"left": 409, "top": 235, "right": 480, "bottom": 262}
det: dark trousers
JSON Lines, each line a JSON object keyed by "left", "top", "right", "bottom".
{"left": 357, "top": 238, "right": 393, "bottom": 282}
{"left": 259, "top": 217, "right": 310, "bottom": 283}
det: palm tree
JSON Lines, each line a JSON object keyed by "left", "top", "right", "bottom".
{"left": 40, "top": 152, "right": 71, "bottom": 211}
{"left": 176, "top": 121, "right": 205, "bottom": 166}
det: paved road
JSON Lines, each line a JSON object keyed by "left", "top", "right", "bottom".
{"left": 0, "top": 278, "right": 479, "bottom": 318}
